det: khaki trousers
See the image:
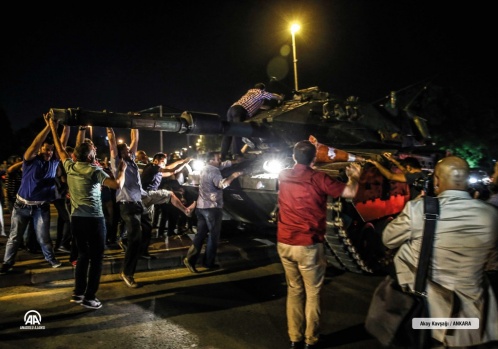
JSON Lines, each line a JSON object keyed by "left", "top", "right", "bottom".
{"left": 277, "top": 242, "right": 327, "bottom": 345}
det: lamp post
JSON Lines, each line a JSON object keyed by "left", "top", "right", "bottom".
{"left": 290, "top": 23, "right": 300, "bottom": 91}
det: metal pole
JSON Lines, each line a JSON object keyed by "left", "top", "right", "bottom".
{"left": 292, "top": 31, "right": 298, "bottom": 91}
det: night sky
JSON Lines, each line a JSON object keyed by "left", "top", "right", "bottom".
{"left": 1, "top": 1, "right": 495, "bottom": 156}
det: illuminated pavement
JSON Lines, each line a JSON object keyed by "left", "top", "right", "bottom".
{"left": 0, "top": 208, "right": 278, "bottom": 288}
{"left": 0, "top": 207, "right": 388, "bottom": 349}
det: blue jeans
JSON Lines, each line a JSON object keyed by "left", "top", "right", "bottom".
{"left": 186, "top": 208, "right": 222, "bottom": 267}
{"left": 3, "top": 200, "right": 56, "bottom": 266}
{"left": 72, "top": 216, "right": 105, "bottom": 300}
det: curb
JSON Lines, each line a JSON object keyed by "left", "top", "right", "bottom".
{"left": 0, "top": 234, "right": 278, "bottom": 288}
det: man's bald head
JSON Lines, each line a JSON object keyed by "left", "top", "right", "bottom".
{"left": 434, "top": 156, "right": 469, "bottom": 194}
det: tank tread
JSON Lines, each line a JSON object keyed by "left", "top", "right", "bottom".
{"left": 324, "top": 199, "right": 374, "bottom": 274}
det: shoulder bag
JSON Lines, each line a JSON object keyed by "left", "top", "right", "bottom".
{"left": 365, "top": 195, "right": 439, "bottom": 348}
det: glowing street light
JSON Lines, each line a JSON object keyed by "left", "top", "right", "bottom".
{"left": 290, "top": 23, "right": 300, "bottom": 91}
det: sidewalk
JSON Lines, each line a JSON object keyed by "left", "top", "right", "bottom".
{"left": 0, "top": 209, "right": 278, "bottom": 288}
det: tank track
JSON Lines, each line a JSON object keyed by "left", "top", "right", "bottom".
{"left": 324, "top": 198, "right": 374, "bottom": 274}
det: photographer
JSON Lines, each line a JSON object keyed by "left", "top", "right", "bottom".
{"left": 367, "top": 153, "right": 429, "bottom": 199}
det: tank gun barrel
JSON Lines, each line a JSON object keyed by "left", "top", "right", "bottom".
{"left": 49, "top": 108, "right": 270, "bottom": 138}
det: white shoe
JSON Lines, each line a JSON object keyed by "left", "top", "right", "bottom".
{"left": 81, "top": 298, "right": 102, "bottom": 309}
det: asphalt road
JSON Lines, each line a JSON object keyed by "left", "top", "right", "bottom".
{"left": 0, "top": 252, "right": 385, "bottom": 349}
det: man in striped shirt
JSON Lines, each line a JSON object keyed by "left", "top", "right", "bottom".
{"left": 221, "top": 83, "right": 284, "bottom": 160}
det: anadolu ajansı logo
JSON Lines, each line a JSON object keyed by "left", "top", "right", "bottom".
{"left": 20, "top": 310, "right": 45, "bottom": 330}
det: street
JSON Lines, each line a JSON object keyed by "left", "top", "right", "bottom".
{"left": 0, "top": 251, "right": 384, "bottom": 349}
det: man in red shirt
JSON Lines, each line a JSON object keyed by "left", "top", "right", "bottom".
{"left": 277, "top": 140, "right": 361, "bottom": 349}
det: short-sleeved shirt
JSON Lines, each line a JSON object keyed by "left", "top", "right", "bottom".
{"left": 63, "top": 158, "right": 109, "bottom": 217}
{"left": 111, "top": 154, "right": 146, "bottom": 202}
{"left": 17, "top": 154, "right": 59, "bottom": 202}
{"left": 196, "top": 161, "right": 232, "bottom": 209}
{"left": 277, "top": 164, "right": 346, "bottom": 246}
{"left": 141, "top": 163, "right": 162, "bottom": 191}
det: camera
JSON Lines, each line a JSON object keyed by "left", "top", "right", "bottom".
{"left": 412, "top": 172, "right": 435, "bottom": 197}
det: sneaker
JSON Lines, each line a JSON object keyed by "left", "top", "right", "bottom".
{"left": 70, "top": 294, "right": 84, "bottom": 303}
{"left": 120, "top": 272, "right": 139, "bottom": 288}
{"left": 50, "top": 260, "right": 62, "bottom": 268}
{"left": 0, "top": 263, "right": 13, "bottom": 275}
{"left": 140, "top": 253, "right": 157, "bottom": 260}
{"left": 56, "top": 246, "right": 71, "bottom": 253}
{"left": 183, "top": 258, "right": 198, "bottom": 273}
{"left": 81, "top": 298, "right": 102, "bottom": 310}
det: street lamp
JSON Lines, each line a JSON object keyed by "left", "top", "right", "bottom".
{"left": 290, "top": 23, "right": 300, "bottom": 91}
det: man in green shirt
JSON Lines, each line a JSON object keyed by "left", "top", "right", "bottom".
{"left": 49, "top": 116, "right": 126, "bottom": 310}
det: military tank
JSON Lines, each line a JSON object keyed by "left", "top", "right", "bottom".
{"left": 50, "top": 82, "right": 442, "bottom": 275}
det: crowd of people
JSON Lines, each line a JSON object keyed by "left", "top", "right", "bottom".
{"left": 0, "top": 112, "right": 201, "bottom": 305}
{"left": 0, "top": 82, "right": 497, "bottom": 347}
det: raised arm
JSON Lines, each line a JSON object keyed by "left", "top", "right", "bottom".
{"left": 48, "top": 115, "right": 69, "bottom": 162}
{"left": 341, "top": 162, "right": 361, "bottom": 199}
{"left": 103, "top": 159, "right": 127, "bottom": 190}
{"left": 163, "top": 157, "right": 192, "bottom": 173}
{"left": 23, "top": 114, "right": 51, "bottom": 161}
{"left": 7, "top": 161, "right": 23, "bottom": 174}
{"left": 367, "top": 159, "right": 406, "bottom": 182}
{"left": 383, "top": 152, "right": 406, "bottom": 173}
{"left": 129, "top": 129, "right": 139, "bottom": 155}
{"left": 60, "top": 124, "right": 70, "bottom": 148}
{"left": 106, "top": 128, "right": 118, "bottom": 159}
{"left": 75, "top": 126, "right": 87, "bottom": 148}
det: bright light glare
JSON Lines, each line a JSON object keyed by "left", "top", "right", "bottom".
{"left": 469, "top": 177, "right": 478, "bottom": 184}
{"left": 290, "top": 23, "right": 300, "bottom": 34}
{"left": 191, "top": 159, "right": 205, "bottom": 172}
{"left": 263, "top": 159, "right": 285, "bottom": 174}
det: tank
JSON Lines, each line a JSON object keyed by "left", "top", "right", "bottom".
{"left": 50, "top": 83, "right": 442, "bottom": 275}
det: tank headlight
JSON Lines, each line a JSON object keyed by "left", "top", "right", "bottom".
{"left": 191, "top": 159, "right": 205, "bottom": 172}
{"left": 263, "top": 159, "right": 284, "bottom": 174}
